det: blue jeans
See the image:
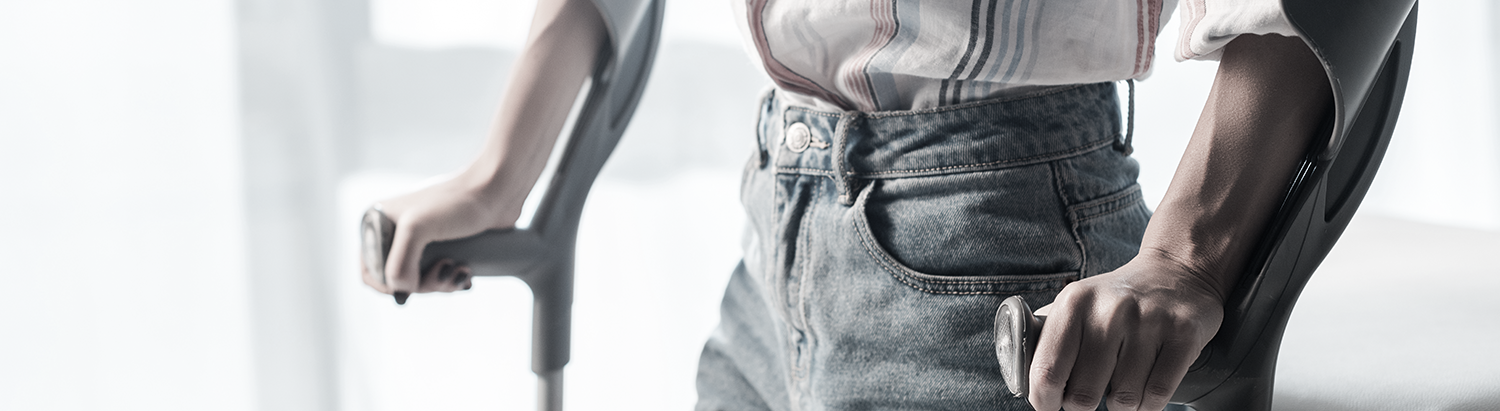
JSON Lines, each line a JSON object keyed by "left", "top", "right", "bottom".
{"left": 696, "top": 83, "right": 1150, "bottom": 410}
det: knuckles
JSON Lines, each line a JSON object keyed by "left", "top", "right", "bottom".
{"left": 1063, "top": 390, "right": 1103, "bottom": 411}
{"left": 1033, "top": 363, "right": 1071, "bottom": 387}
{"left": 1108, "top": 390, "right": 1143, "bottom": 410}
{"left": 1145, "top": 381, "right": 1177, "bottom": 399}
{"left": 1057, "top": 275, "right": 1210, "bottom": 336}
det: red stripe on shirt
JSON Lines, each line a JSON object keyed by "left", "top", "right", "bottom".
{"left": 748, "top": 0, "right": 854, "bottom": 108}
{"left": 1133, "top": 0, "right": 1147, "bottom": 76}
{"left": 1143, "top": 0, "right": 1161, "bottom": 74}
{"left": 843, "top": 0, "right": 898, "bottom": 111}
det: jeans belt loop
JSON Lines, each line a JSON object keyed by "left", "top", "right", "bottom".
{"left": 833, "top": 111, "right": 862, "bottom": 206}
{"left": 1114, "top": 79, "right": 1136, "bottom": 156}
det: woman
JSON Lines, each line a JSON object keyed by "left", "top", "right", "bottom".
{"left": 360, "top": 1, "right": 1333, "bottom": 410}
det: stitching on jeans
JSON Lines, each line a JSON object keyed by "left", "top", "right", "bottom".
{"left": 784, "top": 83, "right": 1091, "bottom": 119}
{"left": 786, "top": 110, "right": 843, "bottom": 118}
{"left": 1074, "top": 204, "right": 1136, "bottom": 225}
{"left": 849, "top": 183, "right": 1071, "bottom": 294}
{"left": 792, "top": 177, "right": 820, "bottom": 332}
{"left": 777, "top": 167, "right": 837, "bottom": 176}
{"left": 777, "top": 140, "right": 1114, "bottom": 179}
{"left": 1070, "top": 183, "right": 1141, "bottom": 211}
{"left": 856, "top": 221, "right": 1069, "bottom": 294}
{"left": 1071, "top": 185, "right": 1144, "bottom": 224}
{"left": 855, "top": 139, "right": 1114, "bottom": 177}
{"left": 856, "top": 214, "right": 1050, "bottom": 284}
{"left": 866, "top": 84, "right": 1090, "bottom": 118}
{"left": 772, "top": 172, "right": 785, "bottom": 287}
{"left": 1052, "top": 161, "right": 1089, "bottom": 280}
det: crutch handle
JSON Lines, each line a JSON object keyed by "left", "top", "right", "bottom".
{"left": 362, "top": 207, "right": 572, "bottom": 373}
{"left": 994, "top": 296, "right": 1044, "bottom": 399}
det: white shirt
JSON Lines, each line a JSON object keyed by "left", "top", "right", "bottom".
{"left": 731, "top": 0, "right": 1296, "bottom": 112}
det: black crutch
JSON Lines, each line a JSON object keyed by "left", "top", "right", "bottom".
{"left": 359, "top": 1, "right": 664, "bottom": 410}
{"left": 995, "top": 1, "right": 1420, "bottom": 410}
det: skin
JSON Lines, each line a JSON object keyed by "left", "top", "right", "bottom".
{"left": 358, "top": 3, "right": 1333, "bottom": 409}
{"left": 1027, "top": 34, "right": 1333, "bottom": 411}
{"left": 357, "top": 0, "right": 605, "bottom": 298}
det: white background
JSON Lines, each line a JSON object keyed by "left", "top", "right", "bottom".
{"left": 1, "top": 0, "right": 1496, "bottom": 410}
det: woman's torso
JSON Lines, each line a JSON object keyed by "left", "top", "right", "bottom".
{"left": 731, "top": 0, "right": 1177, "bottom": 112}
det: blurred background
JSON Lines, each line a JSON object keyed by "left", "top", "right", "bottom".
{"left": 1, "top": 1, "right": 1496, "bottom": 410}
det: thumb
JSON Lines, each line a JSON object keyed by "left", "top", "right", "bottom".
{"left": 384, "top": 222, "right": 425, "bottom": 304}
{"left": 1033, "top": 303, "right": 1054, "bottom": 317}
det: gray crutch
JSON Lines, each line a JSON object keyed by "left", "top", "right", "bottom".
{"left": 359, "top": 1, "right": 664, "bottom": 410}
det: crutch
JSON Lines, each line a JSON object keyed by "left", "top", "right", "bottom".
{"left": 359, "top": 1, "right": 664, "bottom": 410}
{"left": 994, "top": 1, "right": 1420, "bottom": 409}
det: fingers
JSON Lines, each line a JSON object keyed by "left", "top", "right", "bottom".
{"left": 1030, "top": 286, "right": 1163, "bottom": 411}
{"left": 384, "top": 223, "right": 424, "bottom": 297}
{"left": 360, "top": 263, "right": 390, "bottom": 294}
{"left": 1062, "top": 304, "right": 1128, "bottom": 411}
{"left": 1020, "top": 260, "right": 1228, "bottom": 411}
{"left": 418, "top": 259, "right": 474, "bottom": 293}
{"left": 1034, "top": 303, "right": 1054, "bottom": 317}
{"left": 1138, "top": 340, "right": 1199, "bottom": 411}
{"left": 358, "top": 256, "right": 390, "bottom": 294}
{"left": 1030, "top": 291, "right": 1086, "bottom": 411}
{"left": 379, "top": 220, "right": 476, "bottom": 304}
{"left": 1106, "top": 326, "right": 1160, "bottom": 411}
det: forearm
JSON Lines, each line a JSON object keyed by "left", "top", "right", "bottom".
{"left": 1142, "top": 34, "right": 1333, "bottom": 301}
{"left": 360, "top": 0, "right": 606, "bottom": 297}
{"left": 1026, "top": 33, "right": 1336, "bottom": 411}
{"left": 454, "top": 0, "right": 606, "bottom": 226}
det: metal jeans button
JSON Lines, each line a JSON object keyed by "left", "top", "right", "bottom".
{"left": 785, "top": 122, "right": 812, "bottom": 153}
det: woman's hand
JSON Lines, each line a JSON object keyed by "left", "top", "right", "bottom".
{"left": 1023, "top": 33, "right": 1332, "bottom": 411}
{"left": 359, "top": 176, "right": 522, "bottom": 300}
{"left": 1027, "top": 251, "right": 1225, "bottom": 411}
{"left": 356, "top": 0, "right": 606, "bottom": 303}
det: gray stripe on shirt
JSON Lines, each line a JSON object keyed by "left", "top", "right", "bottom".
{"left": 867, "top": 0, "right": 918, "bottom": 111}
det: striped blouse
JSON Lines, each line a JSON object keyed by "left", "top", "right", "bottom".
{"left": 731, "top": 0, "right": 1297, "bottom": 112}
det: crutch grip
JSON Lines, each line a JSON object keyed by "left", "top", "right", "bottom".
{"left": 994, "top": 296, "right": 1045, "bottom": 398}
{"left": 360, "top": 206, "right": 572, "bottom": 372}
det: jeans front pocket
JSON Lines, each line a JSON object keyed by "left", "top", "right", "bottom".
{"left": 848, "top": 164, "right": 1082, "bottom": 295}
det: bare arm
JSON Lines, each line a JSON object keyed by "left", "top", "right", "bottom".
{"left": 1028, "top": 34, "right": 1333, "bottom": 411}
{"left": 458, "top": 0, "right": 607, "bottom": 225}
{"left": 1142, "top": 33, "right": 1334, "bottom": 301}
{"left": 361, "top": 0, "right": 607, "bottom": 300}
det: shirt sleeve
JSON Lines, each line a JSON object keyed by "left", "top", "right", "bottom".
{"left": 1174, "top": 0, "right": 1298, "bottom": 61}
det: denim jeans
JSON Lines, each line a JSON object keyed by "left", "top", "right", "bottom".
{"left": 696, "top": 82, "right": 1150, "bottom": 411}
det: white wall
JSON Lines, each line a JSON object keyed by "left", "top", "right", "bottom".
{"left": 1361, "top": 0, "right": 1500, "bottom": 230}
{"left": 0, "top": 1, "right": 1492, "bottom": 411}
{"left": 0, "top": 1, "right": 254, "bottom": 410}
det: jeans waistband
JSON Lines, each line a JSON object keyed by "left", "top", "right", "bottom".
{"left": 755, "top": 82, "right": 1125, "bottom": 204}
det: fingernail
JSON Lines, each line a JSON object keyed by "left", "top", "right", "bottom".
{"left": 394, "top": 292, "right": 409, "bottom": 305}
